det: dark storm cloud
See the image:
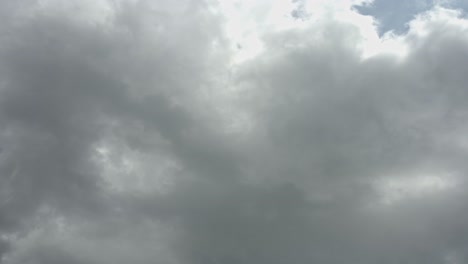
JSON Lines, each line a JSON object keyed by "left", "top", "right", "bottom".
{"left": 0, "top": 0, "right": 229, "bottom": 262}
{"left": 157, "top": 11, "right": 468, "bottom": 263}
{"left": 1, "top": 1, "right": 468, "bottom": 264}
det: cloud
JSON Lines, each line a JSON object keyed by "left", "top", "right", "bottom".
{"left": 1, "top": 1, "right": 468, "bottom": 264}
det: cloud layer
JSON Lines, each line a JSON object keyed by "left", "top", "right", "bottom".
{"left": 1, "top": 1, "right": 468, "bottom": 263}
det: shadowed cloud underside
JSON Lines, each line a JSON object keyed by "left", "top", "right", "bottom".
{"left": 1, "top": 1, "right": 468, "bottom": 263}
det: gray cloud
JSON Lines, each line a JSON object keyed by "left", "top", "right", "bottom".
{"left": 1, "top": 1, "right": 468, "bottom": 264}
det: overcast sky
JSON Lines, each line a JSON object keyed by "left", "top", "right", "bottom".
{"left": 1, "top": 0, "right": 468, "bottom": 263}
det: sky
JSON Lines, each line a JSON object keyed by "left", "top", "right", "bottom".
{"left": 0, "top": 0, "right": 468, "bottom": 263}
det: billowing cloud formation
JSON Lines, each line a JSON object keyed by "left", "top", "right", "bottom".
{"left": 1, "top": 0, "right": 468, "bottom": 263}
